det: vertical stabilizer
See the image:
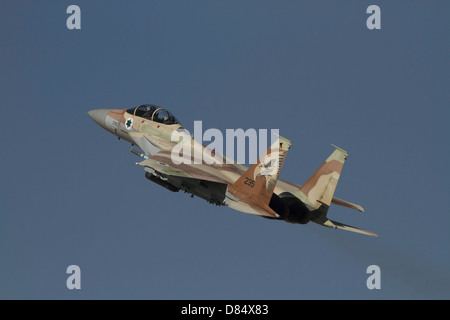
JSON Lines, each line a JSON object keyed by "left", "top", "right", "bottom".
{"left": 226, "top": 135, "right": 291, "bottom": 217}
{"left": 296, "top": 145, "right": 348, "bottom": 210}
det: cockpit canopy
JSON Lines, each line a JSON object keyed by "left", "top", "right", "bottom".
{"left": 126, "top": 104, "right": 181, "bottom": 125}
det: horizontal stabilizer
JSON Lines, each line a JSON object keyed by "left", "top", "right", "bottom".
{"left": 331, "top": 196, "right": 365, "bottom": 212}
{"left": 315, "top": 218, "right": 378, "bottom": 237}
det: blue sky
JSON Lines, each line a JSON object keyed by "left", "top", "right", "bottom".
{"left": 1, "top": 1, "right": 449, "bottom": 299}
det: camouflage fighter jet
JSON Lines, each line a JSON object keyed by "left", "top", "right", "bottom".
{"left": 88, "top": 104, "right": 378, "bottom": 237}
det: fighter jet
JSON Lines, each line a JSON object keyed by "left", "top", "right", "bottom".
{"left": 88, "top": 104, "right": 378, "bottom": 237}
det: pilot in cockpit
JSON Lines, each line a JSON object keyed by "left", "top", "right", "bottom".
{"left": 127, "top": 104, "right": 181, "bottom": 126}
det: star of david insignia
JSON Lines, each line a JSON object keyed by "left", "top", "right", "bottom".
{"left": 125, "top": 118, "right": 133, "bottom": 130}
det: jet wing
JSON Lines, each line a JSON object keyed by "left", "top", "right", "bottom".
{"left": 136, "top": 150, "right": 239, "bottom": 185}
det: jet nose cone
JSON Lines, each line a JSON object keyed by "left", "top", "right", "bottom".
{"left": 88, "top": 109, "right": 112, "bottom": 128}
